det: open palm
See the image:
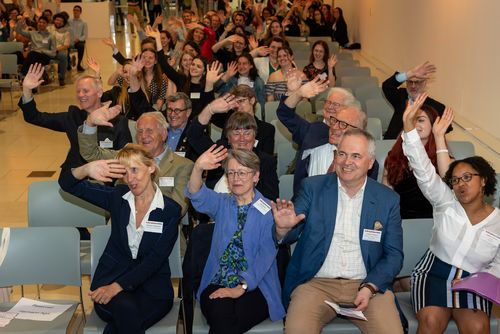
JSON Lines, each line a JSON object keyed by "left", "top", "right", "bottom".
{"left": 23, "top": 63, "right": 44, "bottom": 90}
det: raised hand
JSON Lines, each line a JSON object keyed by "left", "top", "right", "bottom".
{"left": 195, "top": 144, "right": 228, "bottom": 171}
{"left": 153, "top": 13, "right": 163, "bottom": 27}
{"left": 23, "top": 63, "right": 44, "bottom": 90}
{"left": 144, "top": 25, "right": 160, "bottom": 39}
{"left": 298, "top": 75, "right": 330, "bottom": 98}
{"left": 87, "top": 56, "right": 101, "bottom": 76}
{"left": 129, "top": 56, "right": 145, "bottom": 76}
{"left": 286, "top": 69, "right": 303, "bottom": 93}
{"left": 205, "top": 60, "right": 223, "bottom": 84}
{"left": 102, "top": 37, "right": 116, "bottom": 49}
{"left": 409, "top": 61, "right": 436, "bottom": 80}
{"left": 248, "top": 35, "right": 258, "bottom": 50}
{"left": 271, "top": 199, "right": 306, "bottom": 238}
{"left": 432, "top": 106, "right": 454, "bottom": 139}
{"left": 252, "top": 46, "right": 270, "bottom": 57}
{"left": 224, "top": 22, "right": 235, "bottom": 33}
{"left": 82, "top": 159, "right": 126, "bottom": 183}
{"left": 327, "top": 54, "right": 338, "bottom": 68}
{"left": 208, "top": 94, "right": 239, "bottom": 114}
{"left": 402, "top": 92, "right": 428, "bottom": 133}
{"left": 87, "top": 102, "right": 122, "bottom": 127}
{"left": 224, "top": 61, "right": 238, "bottom": 79}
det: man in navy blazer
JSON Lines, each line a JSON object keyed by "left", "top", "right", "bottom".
{"left": 272, "top": 129, "right": 404, "bottom": 334}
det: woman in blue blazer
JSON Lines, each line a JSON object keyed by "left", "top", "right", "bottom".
{"left": 58, "top": 144, "right": 180, "bottom": 334}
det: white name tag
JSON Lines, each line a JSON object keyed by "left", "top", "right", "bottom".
{"left": 42, "top": 38, "right": 49, "bottom": 44}
{"left": 175, "top": 151, "right": 186, "bottom": 157}
{"left": 99, "top": 138, "right": 113, "bottom": 148}
{"left": 190, "top": 92, "right": 201, "bottom": 99}
{"left": 143, "top": 221, "right": 163, "bottom": 233}
{"left": 253, "top": 198, "right": 271, "bottom": 215}
{"left": 159, "top": 177, "right": 174, "bottom": 187}
{"left": 480, "top": 229, "right": 500, "bottom": 245}
{"left": 362, "top": 229, "right": 382, "bottom": 242}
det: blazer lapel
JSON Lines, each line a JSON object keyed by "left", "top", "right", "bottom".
{"left": 358, "top": 181, "right": 377, "bottom": 259}
{"left": 322, "top": 174, "right": 339, "bottom": 255}
{"left": 158, "top": 149, "right": 174, "bottom": 177}
{"left": 119, "top": 199, "right": 133, "bottom": 258}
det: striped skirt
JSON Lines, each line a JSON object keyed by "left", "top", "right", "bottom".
{"left": 410, "top": 249, "right": 492, "bottom": 315}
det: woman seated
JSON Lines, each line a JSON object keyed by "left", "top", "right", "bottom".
{"left": 186, "top": 146, "right": 285, "bottom": 333}
{"left": 58, "top": 144, "right": 180, "bottom": 333}
{"left": 302, "top": 40, "right": 337, "bottom": 86}
{"left": 266, "top": 46, "right": 307, "bottom": 101}
{"left": 383, "top": 105, "right": 453, "bottom": 219}
{"left": 402, "top": 94, "right": 499, "bottom": 334}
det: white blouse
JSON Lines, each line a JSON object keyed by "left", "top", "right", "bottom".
{"left": 402, "top": 129, "right": 500, "bottom": 277}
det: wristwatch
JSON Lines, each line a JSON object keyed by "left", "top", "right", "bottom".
{"left": 358, "top": 283, "right": 377, "bottom": 297}
{"left": 240, "top": 280, "right": 248, "bottom": 293}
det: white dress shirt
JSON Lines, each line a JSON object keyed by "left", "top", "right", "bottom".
{"left": 302, "top": 143, "right": 336, "bottom": 177}
{"left": 123, "top": 184, "right": 165, "bottom": 259}
{"left": 316, "top": 179, "right": 368, "bottom": 279}
{"left": 402, "top": 129, "right": 500, "bottom": 277}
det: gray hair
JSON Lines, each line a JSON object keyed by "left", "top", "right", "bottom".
{"left": 137, "top": 111, "right": 169, "bottom": 131}
{"left": 340, "top": 128, "right": 376, "bottom": 159}
{"left": 166, "top": 92, "right": 192, "bottom": 110}
{"left": 76, "top": 75, "right": 103, "bottom": 91}
{"left": 326, "top": 87, "right": 356, "bottom": 106}
{"left": 345, "top": 104, "right": 368, "bottom": 130}
{"left": 222, "top": 149, "right": 260, "bottom": 172}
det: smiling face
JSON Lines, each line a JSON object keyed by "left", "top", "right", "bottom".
{"left": 183, "top": 44, "right": 198, "bottom": 57}
{"left": 270, "top": 21, "right": 282, "bottom": 36}
{"left": 228, "top": 128, "right": 256, "bottom": 151}
{"left": 233, "top": 34, "right": 246, "bottom": 53}
{"left": 226, "top": 158, "right": 259, "bottom": 198}
{"left": 180, "top": 53, "right": 193, "bottom": 73}
{"left": 136, "top": 116, "right": 167, "bottom": 157}
{"left": 54, "top": 17, "right": 65, "bottom": 29}
{"left": 211, "top": 15, "right": 221, "bottom": 30}
{"left": 160, "top": 32, "right": 169, "bottom": 48}
{"left": 313, "top": 10, "right": 322, "bottom": 23}
{"left": 335, "top": 134, "right": 374, "bottom": 190}
{"left": 277, "top": 49, "right": 292, "bottom": 68}
{"left": 141, "top": 50, "right": 156, "bottom": 70}
{"left": 182, "top": 11, "right": 192, "bottom": 24}
{"left": 268, "top": 41, "right": 282, "bottom": 58}
{"left": 122, "top": 158, "right": 155, "bottom": 197}
{"left": 76, "top": 78, "right": 102, "bottom": 112}
{"left": 193, "top": 28, "right": 205, "bottom": 44}
{"left": 189, "top": 58, "right": 205, "bottom": 78}
{"left": 328, "top": 107, "right": 363, "bottom": 145}
{"left": 313, "top": 43, "right": 325, "bottom": 62}
{"left": 414, "top": 109, "right": 432, "bottom": 144}
{"left": 237, "top": 56, "right": 253, "bottom": 77}
{"left": 233, "top": 14, "right": 245, "bottom": 26}
{"left": 322, "top": 91, "right": 348, "bottom": 123}
{"left": 450, "top": 162, "right": 485, "bottom": 205}
{"left": 166, "top": 99, "right": 191, "bottom": 130}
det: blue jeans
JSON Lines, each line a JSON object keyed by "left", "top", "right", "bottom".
{"left": 55, "top": 51, "right": 68, "bottom": 81}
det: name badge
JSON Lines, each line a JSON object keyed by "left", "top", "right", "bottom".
{"left": 362, "top": 229, "right": 382, "bottom": 242}
{"left": 99, "top": 138, "right": 113, "bottom": 148}
{"left": 42, "top": 38, "right": 49, "bottom": 44}
{"left": 175, "top": 151, "right": 186, "bottom": 157}
{"left": 248, "top": 81, "right": 254, "bottom": 88}
{"left": 143, "top": 221, "right": 163, "bottom": 233}
{"left": 253, "top": 198, "right": 271, "bottom": 215}
{"left": 190, "top": 92, "right": 201, "bottom": 99}
{"left": 159, "top": 177, "right": 174, "bottom": 187}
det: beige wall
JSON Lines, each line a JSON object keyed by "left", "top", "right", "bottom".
{"left": 350, "top": 0, "right": 500, "bottom": 141}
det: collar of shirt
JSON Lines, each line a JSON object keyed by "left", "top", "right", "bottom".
{"left": 168, "top": 126, "right": 184, "bottom": 138}
{"left": 338, "top": 176, "right": 368, "bottom": 200}
{"left": 154, "top": 146, "right": 168, "bottom": 166}
{"left": 122, "top": 183, "right": 165, "bottom": 213}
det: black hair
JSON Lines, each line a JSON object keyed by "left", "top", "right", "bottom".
{"left": 445, "top": 156, "right": 497, "bottom": 196}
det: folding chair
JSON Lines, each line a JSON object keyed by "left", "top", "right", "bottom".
{"left": 367, "top": 117, "right": 383, "bottom": 140}
{"left": 83, "top": 225, "right": 184, "bottom": 334}
{"left": 0, "top": 226, "right": 84, "bottom": 333}
{"left": 28, "top": 180, "right": 108, "bottom": 276}
{"left": 448, "top": 141, "right": 475, "bottom": 160}
{"left": 365, "top": 98, "right": 394, "bottom": 133}
{"left": 0, "top": 54, "right": 21, "bottom": 110}
{"left": 338, "top": 76, "right": 378, "bottom": 91}
{"left": 375, "top": 139, "right": 397, "bottom": 182}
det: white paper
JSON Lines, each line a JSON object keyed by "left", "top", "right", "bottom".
{"left": 8, "top": 298, "right": 72, "bottom": 321}
{"left": 159, "top": 177, "right": 175, "bottom": 187}
{"left": 253, "top": 198, "right": 271, "bottom": 215}
{"left": 324, "top": 300, "right": 367, "bottom": 321}
{"left": 143, "top": 221, "right": 163, "bottom": 234}
{"left": 0, "top": 312, "right": 16, "bottom": 327}
{"left": 362, "top": 229, "right": 382, "bottom": 242}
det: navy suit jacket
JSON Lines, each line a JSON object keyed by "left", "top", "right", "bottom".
{"left": 279, "top": 174, "right": 403, "bottom": 308}
{"left": 59, "top": 169, "right": 180, "bottom": 301}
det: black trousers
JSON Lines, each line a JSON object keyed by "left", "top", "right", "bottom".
{"left": 74, "top": 41, "right": 85, "bottom": 66}
{"left": 21, "top": 51, "right": 51, "bottom": 76}
{"left": 200, "top": 284, "right": 269, "bottom": 334}
{"left": 94, "top": 290, "right": 172, "bottom": 334}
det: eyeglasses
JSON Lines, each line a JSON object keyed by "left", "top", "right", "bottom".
{"left": 448, "top": 172, "right": 480, "bottom": 186}
{"left": 324, "top": 100, "right": 344, "bottom": 110}
{"left": 231, "top": 129, "right": 254, "bottom": 137}
{"left": 406, "top": 79, "right": 426, "bottom": 87}
{"left": 166, "top": 108, "right": 188, "bottom": 114}
{"left": 330, "top": 116, "right": 358, "bottom": 130}
{"left": 226, "top": 170, "right": 254, "bottom": 180}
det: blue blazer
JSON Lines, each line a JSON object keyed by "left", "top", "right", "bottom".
{"left": 280, "top": 173, "right": 403, "bottom": 308}
{"left": 59, "top": 169, "right": 180, "bottom": 301}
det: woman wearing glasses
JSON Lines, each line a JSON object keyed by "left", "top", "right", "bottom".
{"left": 402, "top": 94, "right": 499, "bottom": 333}
{"left": 186, "top": 146, "right": 285, "bottom": 333}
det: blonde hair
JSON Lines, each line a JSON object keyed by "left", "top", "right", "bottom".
{"left": 116, "top": 144, "right": 159, "bottom": 181}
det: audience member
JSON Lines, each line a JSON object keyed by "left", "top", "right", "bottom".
{"left": 139, "top": 48, "right": 168, "bottom": 111}
{"left": 266, "top": 46, "right": 307, "bottom": 101}
{"left": 402, "top": 93, "right": 499, "bottom": 334}
{"left": 211, "top": 32, "right": 249, "bottom": 68}
{"left": 52, "top": 13, "right": 70, "bottom": 86}
{"left": 303, "top": 6, "right": 332, "bottom": 37}
{"left": 186, "top": 147, "right": 285, "bottom": 333}
{"left": 272, "top": 129, "right": 404, "bottom": 334}
{"left": 382, "top": 61, "right": 448, "bottom": 139}
{"left": 69, "top": 5, "right": 87, "bottom": 72}
{"left": 383, "top": 104, "right": 453, "bottom": 219}
{"left": 302, "top": 40, "right": 337, "bottom": 86}
{"left": 58, "top": 144, "right": 180, "bottom": 333}
{"left": 331, "top": 7, "right": 348, "bottom": 47}
{"left": 253, "top": 36, "right": 285, "bottom": 83}
{"left": 184, "top": 22, "right": 216, "bottom": 62}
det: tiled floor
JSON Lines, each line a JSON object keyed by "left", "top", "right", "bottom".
{"left": 0, "top": 34, "right": 498, "bottom": 330}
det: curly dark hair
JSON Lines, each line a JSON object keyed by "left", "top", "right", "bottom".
{"left": 445, "top": 156, "right": 497, "bottom": 196}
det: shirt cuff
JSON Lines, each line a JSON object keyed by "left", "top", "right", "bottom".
{"left": 113, "top": 47, "right": 119, "bottom": 55}
{"left": 395, "top": 72, "right": 407, "bottom": 83}
{"left": 402, "top": 128, "right": 420, "bottom": 144}
{"left": 82, "top": 121, "right": 98, "bottom": 134}
{"left": 21, "top": 95, "right": 33, "bottom": 104}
